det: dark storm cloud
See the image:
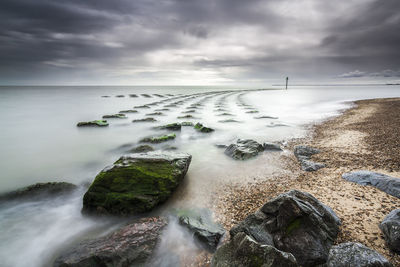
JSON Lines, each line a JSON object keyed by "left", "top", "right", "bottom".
{"left": 0, "top": 0, "right": 399, "bottom": 84}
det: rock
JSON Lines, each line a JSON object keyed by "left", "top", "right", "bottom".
{"left": 215, "top": 144, "right": 228, "bottom": 149}
{"left": 380, "top": 209, "right": 400, "bottom": 252}
{"left": 180, "top": 122, "right": 194, "bottom": 126}
{"left": 129, "top": 94, "right": 138, "bottom": 97}
{"left": 128, "top": 145, "right": 154, "bottom": 153}
{"left": 140, "top": 133, "right": 176, "bottom": 144}
{"left": 245, "top": 110, "right": 259, "bottom": 113}
{"left": 77, "top": 120, "right": 108, "bottom": 127}
{"left": 102, "top": 114, "right": 126, "bottom": 119}
{"left": 141, "top": 94, "right": 152, "bottom": 98}
{"left": 224, "top": 139, "right": 264, "bottom": 160}
{"left": 194, "top": 123, "right": 214, "bottom": 133}
{"left": 82, "top": 152, "right": 191, "bottom": 215}
{"left": 153, "top": 94, "right": 165, "bottom": 98}
{"left": 342, "top": 171, "right": 400, "bottom": 199}
{"left": 54, "top": 217, "right": 167, "bottom": 267}
{"left": 162, "top": 145, "right": 177, "bottom": 151}
{"left": 254, "top": 115, "right": 278, "bottom": 119}
{"left": 115, "top": 95, "right": 125, "bottom": 98}
{"left": 132, "top": 117, "right": 157, "bottom": 123}
{"left": 217, "top": 113, "right": 234, "bottom": 116}
{"left": 146, "top": 112, "right": 164, "bottom": 116}
{"left": 119, "top": 109, "right": 138, "bottom": 113}
{"left": 134, "top": 105, "right": 150, "bottom": 109}
{"left": 211, "top": 232, "right": 298, "bottom": 267}
{"left": 183, "top": 110, "right": 196, "bottom": 113}
{"left": 177, "top": 209, "right": 225, "bottom": 252}
{"left": 218, "top": 119, "right": 241, "bottom": 123}
{"left": 158, "top": 123, "right": 181, "bottom": 131}
{"left": 230, "top": 190, "right": 341, "bottom": 266}
{"left": 101, "top": 95, "right": 110, "bottom": 98}
{"left": 267, "top": 122, "right": 289, "bottom": 127}
{"left": 263, "top": 142, "right": 282, "bottom": 151}
{"left": 177, "top": 115, "right": 196, "bottom": 119}
{"left": 0, "top": 182, "right": 77, "bottom": 202}
{"left": 154, "top": 108, "right": 170, "bottom": 111}
{"left": 326, "top": 242, "right": 392, "bottom": 267}
{"left": 294, "top": 145, "right": 325, "bottom": 172}
{"left": 164, "top": 104, "right": 177, "bottom": 108}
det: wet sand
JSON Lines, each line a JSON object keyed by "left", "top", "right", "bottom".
{"left": 213, "top": 98, "right": 400, "bottom": 265}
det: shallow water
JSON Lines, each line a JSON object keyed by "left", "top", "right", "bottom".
{"left": 0, "top": 85, "right": 399, "bottom": 266}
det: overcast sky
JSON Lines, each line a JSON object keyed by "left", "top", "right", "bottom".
{"left": 1, "top": 0, "right": 399, "bottom": 85}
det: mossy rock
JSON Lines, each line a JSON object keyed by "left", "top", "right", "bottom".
{"left": 119, "top": 109, "right": 138, "bottom": 113}
{"left": 146, "top": 112, "right": 164, "bottom": 116}
{"left": 132, "top": 117, "right": 157, "bottom": 123}
{"left": 158, "top": 123, "right": 181, "bottom": 131}
{"left": 134, "top": 105, "right": 151, "bottom": 109}
{"left": 115, "top": 95, "right": 125, "bottom": 98}
{"left": 129, "top": 94, "right": 138, "bottom": 97}
{"left": 140, "top": 133, "right": 176, "bottom": 144}
{"left": 102, "top": 114, "right": 127, "bottom": 119}
{"left": 82, "top": 152, "right": 192, "bottom": 216}
{"left": 194, "top": 123, "right": 214, "bottom": 133}
{"left": 77, "top": 120, "right": 109, "bottom": 127}
{"left": 246, "top": 110, "right": 259, "bottom": 114}
{"left": 128, "top": 145, "right": 154, "bottom": 153}
{"left": 154, "top": 108, "right": 170, "bottom": 111}
{"left": 177, "top": 115, "right": 196, "bottom": 119}
{"left": 141, "top": 94, "right": 152, "bottom": 98}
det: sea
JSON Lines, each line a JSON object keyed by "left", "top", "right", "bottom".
{"left": 0, "top": 85, "right": 399, "bottom": 266}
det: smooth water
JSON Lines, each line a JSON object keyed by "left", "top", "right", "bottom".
{"left": 0, "top": 85, "right": 399, "bottom": 266}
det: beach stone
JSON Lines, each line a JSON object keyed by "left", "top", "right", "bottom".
{"left": 230, "top": 190, "right": 341, "bottom": 266}
{"left": 211, "top": 232, "right": 298, "bottom": 267}
{"left": 224, "top": 139, "right": 264, "bottom": 160}
{"left": 177, "top": 209, "right": 225, "bottom": 252}
{"left": 0, "top": 182, "right": 77, "bottom": 202}
{"left": 82, "top": 152, "right": 191, "bottom": 216}
{"left": 342, "top": 171, "right": 400, "bottom": 199}
{"left": 380, "top": 209, "right": 400, "bottom": 252}
{"left": 294, "top": 145, "right": 325, "bottom": 172}
{"left": 325, "top": 242, "right": 392, "bottom": 267}
{"left": 263, "top": 142, "right": 282, "bottom": 151}
{"left": 53, "top": 217, "right": 167, "bottom": 267}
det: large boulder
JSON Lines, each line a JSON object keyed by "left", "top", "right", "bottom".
{"left": 0, "top": 182, "right": 77, "bottom": 202}
{"left": 380, "top": 209, "right": 400, "bottom": 252}
{"left": 177, "top": 209, "right": 225, "bottom": 252}
{"left": 224, "top": 139, "right": 264, "bottom": 160}
{"left": 211, "top": 232, "right": 298, "bottom": 267}
{"left": 82, "top": 152, "right": 191, "bottom": 216}
{"left": 230, "top": 190, "right": 341, "bottom": 266}
{"left": 326, "top": 242, "right": 392, "bottom": 267}
{"left": 342, "top": 171, "right": 400, "bottom": 199}
{"left": 54, "top": 217, "right": 167, "bottom": 267}
{"left": 294, "top": 145, "right": 325, "bottom": 171}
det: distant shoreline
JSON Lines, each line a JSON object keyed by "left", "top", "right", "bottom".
{"left": 214, "top": 97, "right": 400, "bottom": 265}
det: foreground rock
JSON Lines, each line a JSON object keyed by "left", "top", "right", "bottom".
{"left": 177, "top": 209, "right": 225, "bottom": 252}
{"left": 294, "top": 145, "right": 325, "bottom": 171}
{"left": 380, "top": 209, "right": 400, "bottom": 252}
{"left": 211, "top": 232, "right": 298, "bottom": 267}
{"left": 77, "top": 120, "right": 108, "bottom": 127}
{"left": 0, "top": 182, "right": 77, "bottom": 202}
{"left": 326, "top": 242, "right": 392, "bottom": 267}
{"left": 230, "top": 190, "right": 341, "bottom": 266}
{"left": 54, "top": 217, "right": 167, "bottom": 267}
{"left": 342, "top": 171, "right": 400, "bottom": 199}
{"left": 224, "top": 139, "right": 264, "bottom": 160}
{"left": 82, "top": 152, "right": 191, "bottom": 216}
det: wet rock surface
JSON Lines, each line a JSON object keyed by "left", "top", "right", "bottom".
{"left": 0, "top": 182, "right": 77, "bottom": 202}
{"left": 224, "top": 139, "right": 264, "bottom": 160}
{"left": 380, "top": 209, "right": 400, "bottom": 252}
{"left": 102, "top": 114, "right": 126, "bottom": 119}
{"left": 263, "top": 142, "right": 283, "bottom": 151}
{"left": 230, "top": 190, "right": 341, "bottom": 266}
{"left": 342, "top": 171, "right": 400, "bottom": 199}
{"left": 294, "top": 145, "right": 325, "bottom": 171}
{"left": 82, "top": 152, "right": 191, "bottom": 216}
{"left": 54, "top": 217, "right": 168, "bottom": 267}
{"left": 140, "top": 133, "right": 176, "bottom": 144}
{"left": 211, "top": 232, "right": 298, "bottom": 267}
{"left": 326, "top": 242, "right": 392, "bottom": 267}
{"left": 132, "top": 117, "right": 157, "bottom": 123}
{"left": 128, "top": 145, "right": 154, "bottom": 153}
{"left": 77, "top": 120, "right": 109, "bottom": 127}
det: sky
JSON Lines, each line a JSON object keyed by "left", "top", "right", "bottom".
{"left": 0, "top": 0, "right": 399, "bottom": 86}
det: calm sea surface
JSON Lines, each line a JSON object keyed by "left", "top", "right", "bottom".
{"left": 0, "top": 85, "right": 399, "bottom": 266}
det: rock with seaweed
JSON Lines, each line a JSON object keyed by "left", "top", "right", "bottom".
{"left": 140, "top": 133, "right": 176, "bottom": 144}
{"left": 194, "top": 123, "right": 214, "bottom": 133}
{"left": 77, "top": 120, "right": 109, "bottom": 127}
{"left": 158, "top": 123, "right": 182, "bottom": 131}
{"left": 128, "top": 145, "right": 154, "bottom": 153}
{"left": 119, "top": 109, "right": 138, "bottom": 113}
{"left": 102, "top": 114, "right": 127, "bottom": 119}
{"left": 132, "top": 118, "right": 157, "bottom": 123}
{"left": 82, "top": 151, "right": 192, "bottom": 216}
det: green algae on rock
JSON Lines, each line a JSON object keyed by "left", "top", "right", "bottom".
{"left": 119, "top": 109, "right": 138, "bottom": 113}
{"left": 77, "top": 120, "right": 109, "bottom": 127}
{"left": 82, "top": 152, "right": 192, "bottom": 216}
{"left": 102, "top": 114, "right": 127, "bottom": 119}
{"left": 194, "top": 123, "right": 215, "bottom": 133}
{"left": 140, "top": 133, "right": 176, "bottom": 144}
{"left": 128, "top": 145, "right": 154, "bottom": 153}
{"left": 132, "top": 117, "right": 157, "bottom": 123}
{"left": 158, "top": 123, "right": 182, "bottom": 131}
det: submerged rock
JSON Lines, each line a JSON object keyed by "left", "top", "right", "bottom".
{"left": 218, "top": 119, "right": 241, "bottom": 123}
{"left": 0, "top": 182, "right": 77, "bottom": 202}
{"left": 82, "top": 152, "right": 191, "bottom": 216}
{"left": 141, "top": 94, "right": 152, "bottom": 98}
{"left": 158, "top": 123, "right": 181, "bottom": 131}
{"left": 245, "top": 110, "right": 259, "bottom": 113}
{"left": 211, "top": 232, "right": 298, "bottom": 267}
{"left": 180, "top": 121, "right": 194, "bottom": 126}
{"left": 294, "top": 145, "right": 325, "bottom": 172}
{"left": 326, "top": 242, "right": 392, "bottom": 267}
{"left": 177, "top": 209, "right": 225, "bottom": 252}
{"left": 134, "top": 105, "right": 151, "bottom": 109}
{"left": 140, "top": 133, "right": 176, "bottom": 144}
{"left": 115, "top": 95, "right": 125, "bottom": 98}
{"left": 146, "top": 112, "right": 164, "bottom": 116}
{"left": 77, "top": 120, "right": 109, "bottom": 127}
{"left": 128, "top": 145, "right": 154, "bottom": 153}
{"left": 217, "top": 112, "right": 234, "bottom": 116}
{"left": 263, "top": 142, "right": 282, "bottom": 151}
{"left": 102, "top": 114, "right": 127, "bottom": 119}
{"left": 342, "top": 171, "right": 400, "bottom": 199}
{"left": 380, "top": 209, "right": 400, "bottom": 252}
{"left": 129, "top": 94, "right": 138, "bottom": 97}
{"left": 194, "top": 123, "right": 214, "bottom": 133}
{"left": 183, "top": 110, "right": 196, "bottom": 114}
{"left": 230, "top": 190, "right": 341, "bottom": 266}
{"left": 177, "top": 115, "right": 196, "bottom": 119}
{"left": 154, "top": 108, "right": 170, "bottom": 111}
{"left": 132, "top": 117, "right": 157, "bottom": 123}
{"left": 54, "top": 217, "right": 167, "bottom": 267}
{"left": 224, "top": 139, "right": 264, "bottom": 160}
{"left": 254, "top": 115, "right": 278, "bottom": 119}
{"left": 119, "top": 109, "right": 138, "bottom": 113}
